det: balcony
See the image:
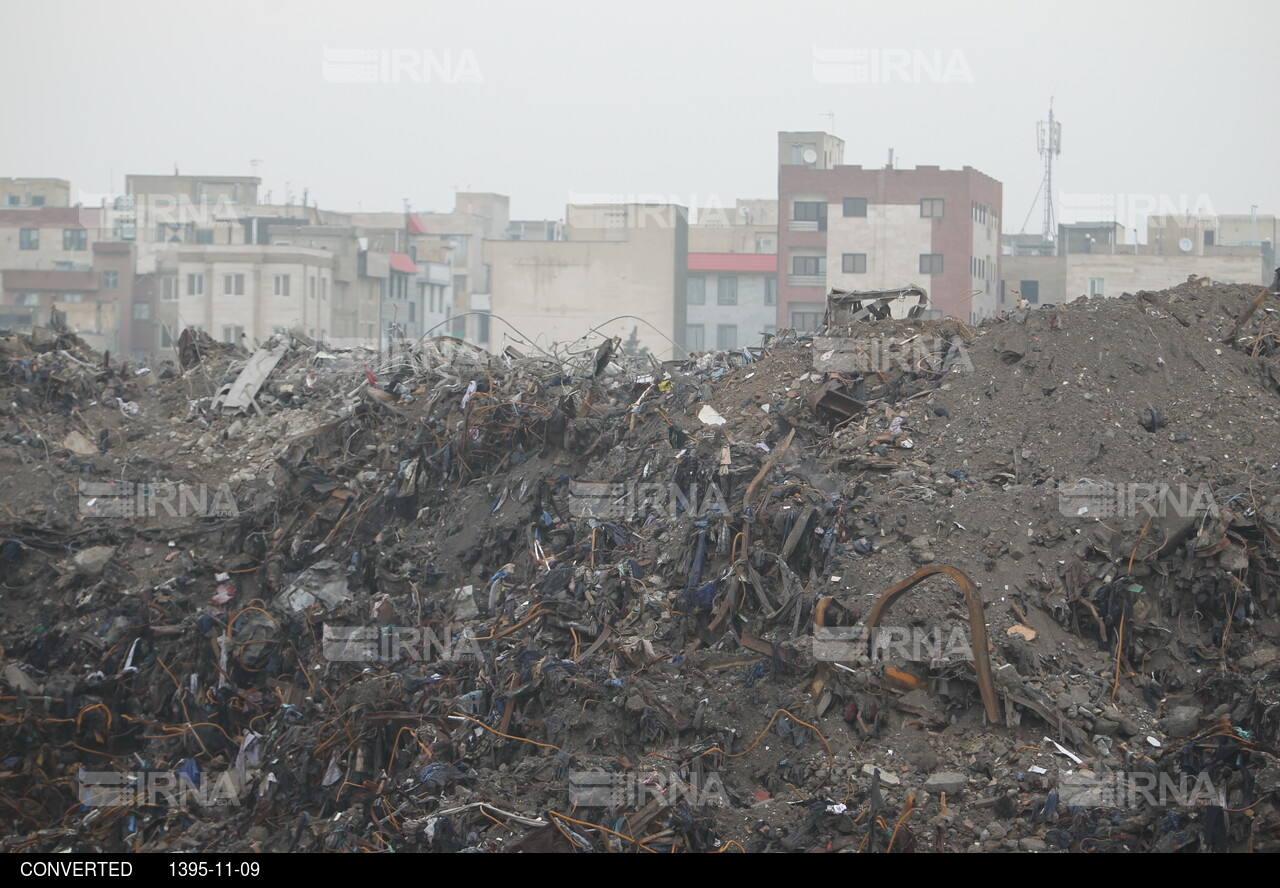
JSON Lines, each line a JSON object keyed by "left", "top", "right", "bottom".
{"left": 787, "top": 274, "right": 826, "bottom": 287}
{"left": 787, "top": 220, "right": 819, "bottom": 233}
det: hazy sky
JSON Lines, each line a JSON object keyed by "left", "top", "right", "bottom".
{"left": 4, "top": 0, "right": 1275, "bottom": 238}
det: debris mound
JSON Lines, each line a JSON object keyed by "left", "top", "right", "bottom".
{"left": 2, "top": 281, "right": 1279, "bottom": 853}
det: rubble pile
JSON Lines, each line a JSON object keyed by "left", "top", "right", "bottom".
{"left": 2, "top": 280, "right": 1279, "bottom": 853}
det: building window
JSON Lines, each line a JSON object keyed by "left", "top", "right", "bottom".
{"left": 842, "top": 253, "right": 867, "bottom": 273}
{"left": 408, "top": 301, "right": 416, "bottom": 322}
{"left": 321, "top": 278, "right": 327, "bottom": 300}
{"left": 791, "top": 310, "right": 822, "bottom": 331}
{"left": 195, "top": 229, "right": 215, "bottom": 245}
{"left": 793, "top": 201, "right": 827, "bottom": 228}
{"left": 1019, "top": 280, "right": 1039, "bottom": 304}
{"left": 919, "top": 254, "right": 944, "bottom": 274}
{"left": 717, "top": 276, "right": 738, "bottom": 305}
{"left": 476, "top": 311, "right": 490, "bottom": 343}
{"left": 756, "top": 236, "right": 774, "bottom": 253}
{"left": 223, "top": 273, "right": 244, "bottom": 295}
{"left": 60, "top": 293, "right": 83, "bottom": 303}
{"left": 309, "top": 276, "right": 316, "bottom": 299}
{"left": 765, "top": 277, "right": 777, "bottom": 305}
{"left": 157, "top": 223, "right": 184, "bottom": 243}
{"left": 843, "top": 197, "right": 868, "bottom": 217}
{"left": 1089, "top": 277, "right": 1105, "bottom": 297}
{"left": 687, "top": 276, "right": 705, "bottom": 305}
{"left": 222, "top": 325, "right": 243, "bottom": 343}
{"left": 31, "top": 196, "right": 44, "bottom": 207}
{"left": 17, "top": 292, "right": 40, "bottom": 306}
{"left": 717, "top": 324, "right": 738, "bottom": 350}
{"left": 792, "top": 255, "right": 826, "bottom": 276}
{"left": 133, "top": 301, "right": 151, "bottom": 320}
{"left": 920, "top": 198, "right": 944, "bottom": 218}
{"left": 5, "top": 195, "right": 18, "bottom": 206}
{"left": 161, "top": 276, "right": 177, "bottom": 300}
{"left": 686, "top": 324, "right": 705, "bottom": 351}
{"left": 1204, "top": 230, "right": 1215, "bottom": 247}
{"left": 101, "top": 270, "right": 119, "bottom": 289}
{"left": 187, "top": 273, "right": 204, "bottom": 296}
{"left": 274, "top": 274, "right": 290, "bottom": 297}
{"left": 63, "top": 229, "right": 87, "bottom": 251}
{"left": 19, "top": 228, "right": 39, "bottom": 250}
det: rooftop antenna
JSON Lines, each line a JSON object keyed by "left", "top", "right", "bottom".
{"left": 250, "top": 158, "right": 261, "bottom": 177}
{"left": 1036, "top": 98, "right": 1062, "bottom": 240}
{"left": 887, "top": 147, "right": 894, "bottom": 168}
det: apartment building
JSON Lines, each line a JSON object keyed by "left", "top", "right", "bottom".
{"left": 0, "top": 207, "right": 100, "bottom": 274}
{"left": 777, "top": 131, "right": 1003, "bottom": 327}
{"left": 689, "top": 199, "right": 778, "bottom": 255}
{"left": 1, "top": 178, "right": 71, "bottom": 208}
{"left": 1147, "top": 213, "right": 1276, "bottom": 282}
{"left": 1000, "top": 219, "right": 1270, "bottom": 308}
{"left": 155, "top": 245, "right": 337, "bottom": 348}
{"left": 112, "top": 173, "right": 262, "bottom": 273}
{"left": 0, "top": 241, "right": 152, "bottom": 356}
{"left": 685, "top": 253, "right": 777, "bottom": 351}
{"left": 343, "top": 192, "right": 508, "bottom": 344}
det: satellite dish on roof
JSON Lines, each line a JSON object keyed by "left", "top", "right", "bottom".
{"left": 1178, "top": 237, "right": 1193, "bottom": 253}
{"left": 802, "top": 148, "right": 818, "bottom": 164}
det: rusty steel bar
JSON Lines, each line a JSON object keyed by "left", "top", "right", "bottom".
{"left": 865, "top": 565, "right": 1002, "bottom": 725}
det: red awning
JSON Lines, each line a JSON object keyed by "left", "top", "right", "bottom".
{"left": 388, "top": 252, "right": 418, "bottom": 275}
{"left": 687, "top": 252, "right": 778, "bottom": 273}
{"left": 406, "top": 213, "right": 428, "bottom": 235}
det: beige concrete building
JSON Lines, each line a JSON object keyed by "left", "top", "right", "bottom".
{"left": 155, "top": 245, "right": 337, "bottom": 349}
{"left": 1146, "top": 213, "right": 1276, "bottom": 283}
{"left": 0, "top": 207, "right": 101, "bottom": 275}
{"left": 0, "top": 242, "right": 152, "bottom": 356}
{"left": 115, "top": 174, "right": 261, "bottom": 273}
{"left": 689, "top": 199, "right": 778, "bottom": 254}
{"left": 485, "top": 203, "right": 688, "bottom": 358}
{"left": 1001, "top": 248, "right": 1265, "bottom": 307}
{"left": 2, "top": 178, "right": 71, "bottom": 208}
{"left": 1002, "top": 218, "right": 1271, "bottom": 308}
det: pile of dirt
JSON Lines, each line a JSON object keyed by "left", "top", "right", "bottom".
{"left": 1, "top": 283, "right": 1278, "bottom": 854}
